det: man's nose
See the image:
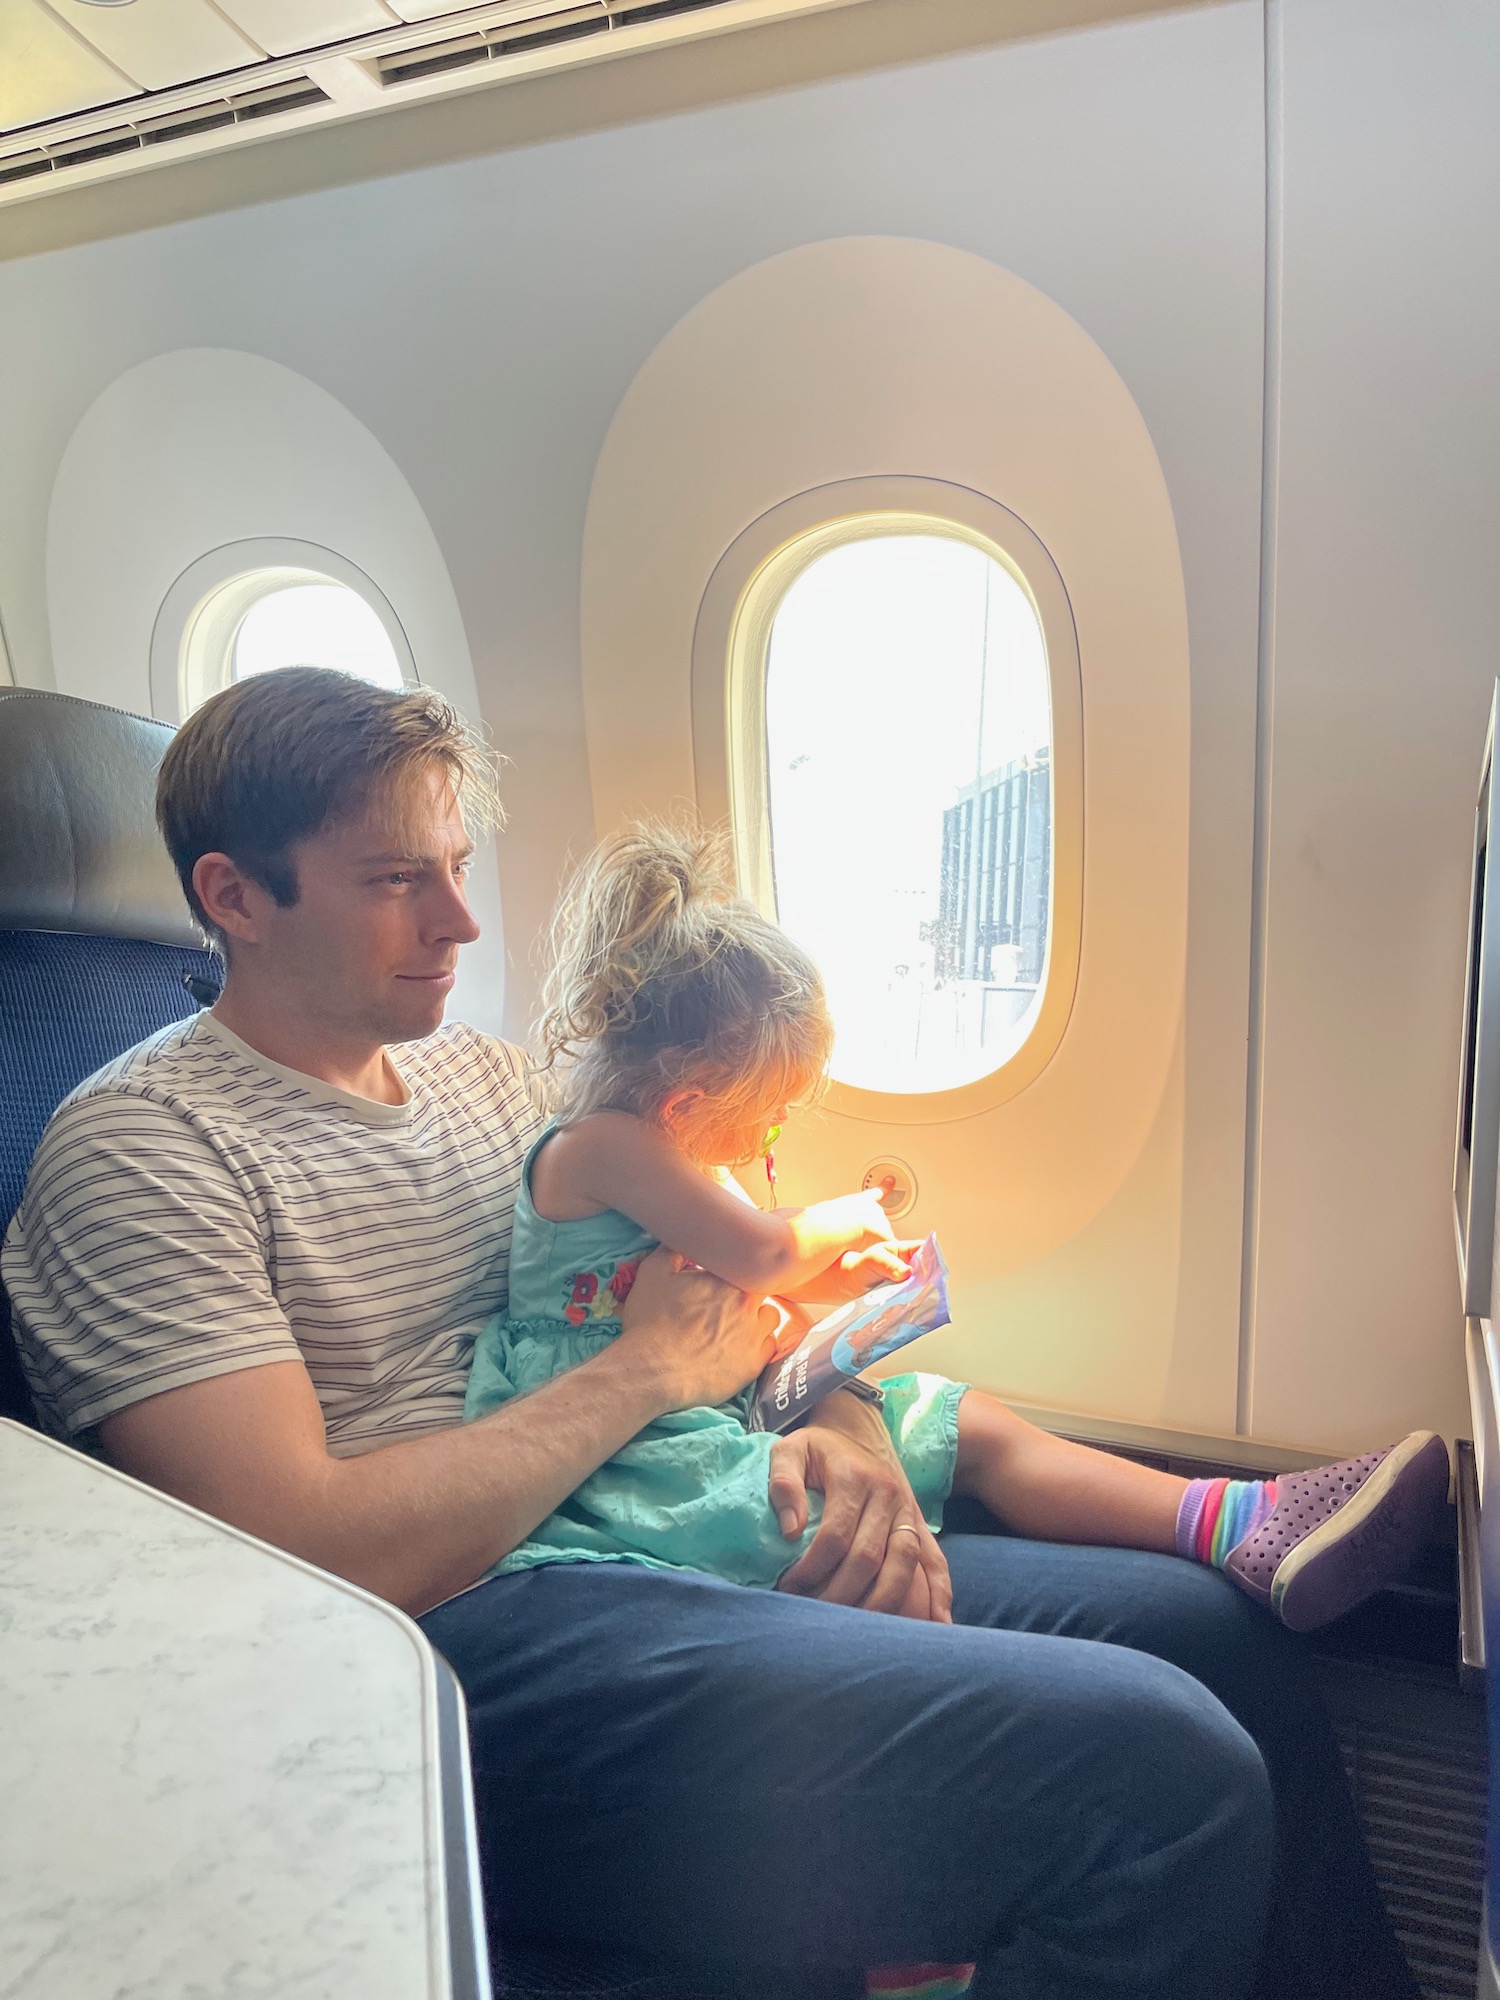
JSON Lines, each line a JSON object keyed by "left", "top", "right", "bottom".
{"left": 429, "top": 871, "right": 482, "bottom": 945}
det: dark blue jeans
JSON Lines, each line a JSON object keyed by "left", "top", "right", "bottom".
{"left": 421, "top": 1523, "right": 1418, "bottom": 2000}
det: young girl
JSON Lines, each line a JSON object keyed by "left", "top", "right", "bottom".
{"left": 466, "top": 823, "right": 1449, "bottom": 1634}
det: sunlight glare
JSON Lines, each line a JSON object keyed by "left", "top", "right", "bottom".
{"left": 766, "top": 534, "right": 1051, "bottom": 1094}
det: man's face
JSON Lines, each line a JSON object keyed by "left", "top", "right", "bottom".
{"left": 259, "top": 770, "right": 481, "bottom": 1046}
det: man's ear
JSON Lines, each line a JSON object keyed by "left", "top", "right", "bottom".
{"left": 192, "top": 852, "right": 275, "bottom": 946}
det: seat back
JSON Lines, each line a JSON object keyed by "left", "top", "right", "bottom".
{"left": 0, "top": 689, "right": 220, "bottom": 1425}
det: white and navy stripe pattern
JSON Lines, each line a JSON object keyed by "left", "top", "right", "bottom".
{"left": 2, "top": 1013, "right": 542, "bottom": 1455}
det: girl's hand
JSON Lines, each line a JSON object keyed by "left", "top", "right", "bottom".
{"left": 832, "top": 1241, "right": 919, "bottom": 1297}
{"left": 798, "top": 1188, "right": 896, "bottom": 1254}
{"left": 780, "top": 1241, "right": 919, "bottom": 1305}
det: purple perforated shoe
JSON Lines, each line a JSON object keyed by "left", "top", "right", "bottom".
{"left": 1222, "top": 1431, "right": 1450, "bottom": 1632}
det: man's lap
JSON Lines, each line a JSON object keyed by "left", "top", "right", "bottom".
{"left": 420, "top": 1540, "right": 1269, "bottom": 1975}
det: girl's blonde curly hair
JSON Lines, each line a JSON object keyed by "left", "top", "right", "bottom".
{"left": 534, "top": 820, "right": 833, "bottom": 1157}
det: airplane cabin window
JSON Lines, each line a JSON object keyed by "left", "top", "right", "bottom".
{"left": 231, "top": 582, "right": 406, "bottom": 692}
{"left": 152, "top": 540, "right": 420, "bottom": 724}
{"left": 763, "top": 531, "right": 1052, "bottom": 1095}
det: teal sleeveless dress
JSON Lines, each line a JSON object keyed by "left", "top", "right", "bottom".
{"left": 464, "top": 1127, "right": 967, "bottom": 1586}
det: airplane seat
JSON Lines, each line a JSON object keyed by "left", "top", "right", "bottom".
{"left": 0, "top": 687, "right": 219, "bottom": 1428}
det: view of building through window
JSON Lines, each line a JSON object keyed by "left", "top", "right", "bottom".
{"left": 232, "top": 582, "right": 406, "bottom": 691}
{"left": 765, "top": 533, "right": 1052, "bottom": 1094}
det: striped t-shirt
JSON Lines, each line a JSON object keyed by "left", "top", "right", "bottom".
{"left": 3, "top": 1011, "right": 543, "bottom": 1455}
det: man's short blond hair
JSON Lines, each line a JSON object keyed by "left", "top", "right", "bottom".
{"left": 157, "top": 666, "right": 502, "bottom": 944}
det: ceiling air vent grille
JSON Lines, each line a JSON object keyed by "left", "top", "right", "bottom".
{"left": 49, "top": 128, "right": 142, "bottom": 170}
{"left": 0, "top": 75, "right": 329, "bottom": 188}
{"left": 138, "top": 105, "right": 236, "bottom": 147}
{"left": 615, "top": 0, "right": 725, "bottom": 23}
{"left": 375, "top": 0, "right": 723, "bottom": 88}
{"left": 376, "top": 34, "right": 489, "bottom": 85}
{"left": 225, "top": 79, "right": 330, "bottom": 124}
{"left": 378, "top": 9, "right": 608, "bottom": 86}
{"left": 0, "top": 151, "right": 50, "bottom": 188}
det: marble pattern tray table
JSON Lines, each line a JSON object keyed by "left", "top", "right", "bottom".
{"left": 0, "top": 1418, "right": 486, "bottom": 2000}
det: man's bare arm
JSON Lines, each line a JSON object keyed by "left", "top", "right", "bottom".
{"left": 99, "top": 1249, "right": 776, "bottom": 1617}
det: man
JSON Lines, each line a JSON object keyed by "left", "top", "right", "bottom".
{"left": 4, "top": 669, "right": 1417, "bottom": 2000}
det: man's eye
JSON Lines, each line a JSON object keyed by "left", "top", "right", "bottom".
{"left": 384, "top": 872, "right": 415, "bottom": 886}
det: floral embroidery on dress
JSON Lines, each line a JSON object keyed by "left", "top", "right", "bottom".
{"left": 563, "top": 1271, "right": 599, "bottom": 1325}
{"left": 563, "top": 1258, "right": 641, "bottom": 1324}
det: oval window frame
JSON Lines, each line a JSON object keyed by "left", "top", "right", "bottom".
{"left": 691, "top": 476, "right": 1083, "bottom": 1126}
{"left": 149, "top": 536, "right": 419, "bottom": 725}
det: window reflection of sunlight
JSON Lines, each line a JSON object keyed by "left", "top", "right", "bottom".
{"left": 766, "top": 536, "right": 1051, "bottom": 1094}
{"left": 233, "top": 584, "right": 406, "bottom": 691}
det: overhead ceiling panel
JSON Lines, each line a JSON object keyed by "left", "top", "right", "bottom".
{"left": 384, "top": 0, "right": 543, "bottom": 20}
{"left": 1, "top": 0, "right": 879, "bottom": 203}
{"left": 215, "top": 0, "right": 399, "bottom": 59}
{"left": 44, "top": 0, "right": 265, "bottom": 92}
{"left": 0, "top": 0, "right": 137, "bottom": 126}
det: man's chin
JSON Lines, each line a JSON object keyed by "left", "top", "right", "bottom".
{"left": 382, "top": 982, "right": 453, "bottom": 1043}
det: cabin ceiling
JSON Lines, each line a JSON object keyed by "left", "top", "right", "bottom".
{"left": 0, "top": 0, "right": 872, "bottom": 200}
{"left": 0, "top": 0, "right": 1227, "bottom": 226}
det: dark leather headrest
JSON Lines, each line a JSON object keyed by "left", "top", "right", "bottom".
{"left": 0, "top": 688, "right": 201, "bottom": 949}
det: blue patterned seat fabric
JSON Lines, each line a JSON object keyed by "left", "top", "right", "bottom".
{"left": 0, "top": 928, "right": 218, "bottom": 1425}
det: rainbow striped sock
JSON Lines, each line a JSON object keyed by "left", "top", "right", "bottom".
{"left": 1176, "top": 1478, "right": 1278, "bottom": 1567}
{"left": 865, "top": 1965, "right": 976, "bottom": 1999}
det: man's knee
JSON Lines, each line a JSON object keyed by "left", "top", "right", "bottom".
{"left": 916, "top": 1629, "right": 1274, "bottom": 1899}
{"left": 1023, "top": 1650, "right": 1274, "bottom": 1993}
{"left": 1113, "top": 1652, "right": 1276, "bottom": 1860}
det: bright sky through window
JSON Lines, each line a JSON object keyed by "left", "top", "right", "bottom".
{"left": 233, "top": 583, "right": 406, "bottom": 690}
{"left": 765, "top": 534, "right": 1051, "bottom": 1094}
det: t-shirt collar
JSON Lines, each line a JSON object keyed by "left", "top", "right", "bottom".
{"left": 194, "top": 1011, "right": 416, "bottom": 1128}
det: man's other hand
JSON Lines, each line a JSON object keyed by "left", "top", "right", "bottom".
{"left": 618, "top": 1245, "right": 780, "bottom": 1413}
{"left": 768, "top": 1389, "right": 953, "bottom": 1623}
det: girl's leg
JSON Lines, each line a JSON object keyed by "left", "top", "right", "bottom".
{"left": 952, "top": 1391, "right": 1185, "bottom": 1553}
{"left": 950, "top": 1390, "right": 1451, "bottom": 1634}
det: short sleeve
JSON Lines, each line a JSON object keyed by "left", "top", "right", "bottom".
{"left": 3, "top": 1090, "right": 302, "bottom": 1439}
{"left": 464, "top": 1027, "right": 549, "bottom": 1119}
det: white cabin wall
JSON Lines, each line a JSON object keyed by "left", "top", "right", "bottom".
{"left": 0, "top": 0, "right": 1490, "bottom": 1450}
{"left": 0, "top": 5, "right": 1267, "bottom": 1076}
{"left": 0, "top": 2, "right": 1267, "bottom": 1439}
{"left": 1244, "top": 0, "right": 1500, "bottom": 1452}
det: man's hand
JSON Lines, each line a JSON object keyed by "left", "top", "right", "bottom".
{"left": 618, "top": 1245, "right": 781, "bottom": 1411}
{"left": 769, "top": 1388, "right": 952, "bottom": 1623}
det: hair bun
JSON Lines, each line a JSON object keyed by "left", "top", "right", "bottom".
{"left": 532, "top": 815, "right": 832, "bottom": 1140}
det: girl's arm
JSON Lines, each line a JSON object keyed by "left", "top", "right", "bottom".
{"left": 532, "top": 1112, "right": 893, "bottom": 1295}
